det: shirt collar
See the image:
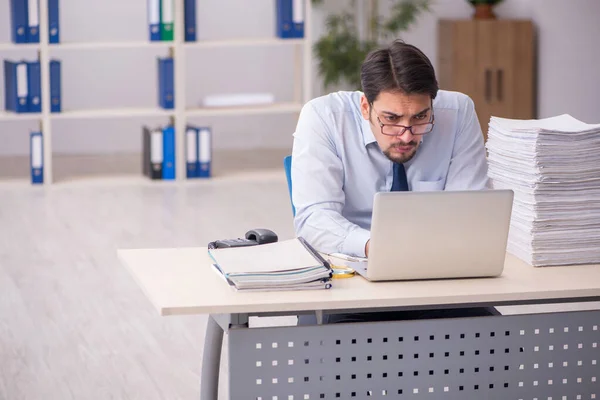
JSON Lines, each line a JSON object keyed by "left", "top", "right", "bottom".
{"left": 360, "top": 109, "right": 378, "bottom": 147}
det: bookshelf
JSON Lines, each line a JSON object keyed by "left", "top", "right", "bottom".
{"left": 186, "top": 102, "right": 303, "bottom": 117}
{"left": 0, "top": 0, "right": 313, "bottom": 184}
{"left": 49, "top": 41, "right": 174, "bottom": 50}
{"left": 183, "top": 37, "right": 305, "bottom": 49}
{"left": 0, "top": 111, "right": 42, "bottom": 121}
{"left": 0, "top": 43, "right": 40, "bottom": 50}
{"left": 50, "top": 108, "right": 176, "bottom": 120}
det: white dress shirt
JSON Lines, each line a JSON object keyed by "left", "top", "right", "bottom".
{"left": 291, "top": 90, "right": 489, "bottom": 257}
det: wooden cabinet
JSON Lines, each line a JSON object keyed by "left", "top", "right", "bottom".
{"left": 438, "top": 20, "right": 535, "bottom": 141}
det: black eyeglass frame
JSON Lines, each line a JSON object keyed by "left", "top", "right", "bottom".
{"left": 372, "top": 107, "right": 436, "bottom": 137}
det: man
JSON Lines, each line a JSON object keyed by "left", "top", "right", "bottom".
{"left": 292, "top": 40, "right": 495, "bottom": 324}
{"left": 291, "top": 40, "right": 488, "bottom": 258}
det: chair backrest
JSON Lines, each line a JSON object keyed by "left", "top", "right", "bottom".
{"left": 283, "top": 155, "right": 296, "bottom": 216}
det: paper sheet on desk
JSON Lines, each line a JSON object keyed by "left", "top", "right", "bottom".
{"left": 328, "top": 253, "right": 367, "bottom": 263}
{"left": 490, "top": 113, "right": 600, "bottom": 134}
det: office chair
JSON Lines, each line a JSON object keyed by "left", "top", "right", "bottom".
{"left": 283, "top": 155, "right": 296, "bottom": 216}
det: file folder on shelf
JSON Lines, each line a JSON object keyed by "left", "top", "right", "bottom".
{"left": 157, "top": 57, "right": 174, "bottom": 109}
{"left": 3, "top": 60, "right": 29, "bottom": 113}
{"left": 30, "top": 131, "right": 43, "bottom": 184}
{"left": 160, "top": 0, "right": 174, "bottom": 41}
{"left": 148, "top": 0, "right": 160, "bottom": 41}
{"left": 10, "top": 0, "right": 28, "bottom": 44}
{"left": 142, "top": 126, "right": 163, "bottom": 180}
{"left": 162, "top": 125, "right": 176, "bottom": 180}
{"left": 49, "top": 60, "right": 61, "bottom": 113}
{"left": 197, "top": 127, "right": 211, "bottom": 178}
{"left": 3, "top": 61, "right": 14, "bottom": 111}
{"left": 27, "top": 61, "right": 41, "bottom": 113}
{"left": 27, "top": 0, "right": 39, "bottom": 43}
{"left": 15, "top": 61, "right": 29, "bottom": 112}
{"left": 48, "top": 0, "right": 60, "bottom": 43}
{"left": 185, "top": 126, "right": 198, "bottom": 178}
{"left": 291, "top": 0, "right": 305, "bottom": 37}
{"left": 184, "top": 0, "right": 196, "bottom": 42}
{"left": 276, "top": 0, "right": 304, "bottom": 39}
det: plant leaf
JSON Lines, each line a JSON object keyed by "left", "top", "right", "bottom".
{"left": 312, "top": 0, "right": 432, "bottom": 91}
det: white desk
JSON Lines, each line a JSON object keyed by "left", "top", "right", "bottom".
{"left": 118, "top": 247, "right": 600, "bottom": 400}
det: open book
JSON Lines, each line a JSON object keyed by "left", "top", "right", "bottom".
{"left": 208, "top": 237, "right": 333, "bottom": 291}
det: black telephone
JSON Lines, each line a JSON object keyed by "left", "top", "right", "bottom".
{"left": 208, "top": 228, "right": 278, "bottom": 249}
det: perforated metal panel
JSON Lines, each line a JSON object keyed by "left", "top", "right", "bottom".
{"left": 229, "top": 310, "right": 600, "bottom": 400}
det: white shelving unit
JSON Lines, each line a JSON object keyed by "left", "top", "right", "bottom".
{"left": 50, "top": 108, "right": 175, "bottom": 120}
{"left": 0, "top": 43, "right": 40, "bottom": 51}
{"left": 186, "top": 102, "right": 303, "bottom": 117}
{"left": 0, "top": 0, "right": 313, "bottom": 184}
{"left": 0, "top": 111, "right": 42, "bottom": 121}
{"left": 183, "top": 37, "right": 305, "bottom": 49}
{"left": 49, "top": 41, "right": 174, "bottom": 50}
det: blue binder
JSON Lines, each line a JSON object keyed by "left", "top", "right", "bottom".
{"left": 10, "top": 0, "right": 28, "bottom": 44}
{"left": 26, "top": 0, "right": 40, "bottom": 43}
{"left": 184, "top": 0, "right": 196, "bottom": 42}
{"left": 276, "top": 0, "right": 304, "bottom": 39}
{"left": 162, "top": 125, "right": 176, "bottom": 180}
{"left": 30, "top": 131, "right": 43, "bottom": 184}
{"left": 4, "top": 61, "right": 15, "bottom": 112}
{"left": 16, "top": 61, "right": 29, "bottom": 112}
{"left": 148, "top": 0, "right": 160, "bottom": 41}
{"left": 185, "top": 126, "right": 198, "bottom": 178}
{"left": 49, "top": 60, "right": 61, "bottom": 113}
{"left": 27, "top": 61, "right": 41, "bottom": 113}
{"left": 3, "top": 60, "right": 29, "bottom": 113}
{"left": 48, "top": 0, "right": 60, "bottom": 43}
{"left": 157, "top": 57, "right": 174, "bottom": 109}
{"left": 197, "top": 127, "right": 212, "bottom": 178}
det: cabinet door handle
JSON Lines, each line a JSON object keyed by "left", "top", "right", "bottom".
{"left": 497, "top": 69, "right": 504, "bottom": 102}
{"left": 485, "top": 69, "right": 492, "bottom": 102}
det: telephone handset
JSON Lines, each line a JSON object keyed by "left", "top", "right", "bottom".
{"left": 208, "top": 228, "right": 278, "bottom": 249}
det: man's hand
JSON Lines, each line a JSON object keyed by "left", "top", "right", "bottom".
{"left": 365, "top": 240, "right": 370, "bottom": 257}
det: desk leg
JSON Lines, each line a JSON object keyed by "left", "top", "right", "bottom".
{"left": 200, "top": 315, "right": 224, "bottom": 400}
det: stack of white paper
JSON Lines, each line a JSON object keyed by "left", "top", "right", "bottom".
{"left": 486, "top": 114, "right": 600, "bottom": 266}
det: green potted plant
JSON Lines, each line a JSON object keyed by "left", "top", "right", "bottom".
{"left": 468, "top": 0, "right": 504, "bottom": 19}
{"left": 311, "top": 0, "right": 431, "bottom": 91}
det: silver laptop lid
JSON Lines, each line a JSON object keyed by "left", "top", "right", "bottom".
{"left": 366, "top": 190, "right": 514, "bottom": 281}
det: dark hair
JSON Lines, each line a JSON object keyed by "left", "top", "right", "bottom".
{"left": 360, "top": 40, "right": 439, "bottom": 104}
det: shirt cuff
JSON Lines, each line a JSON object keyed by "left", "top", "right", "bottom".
{"left": 342, "top": 227, "right": 371, "bottom": 258}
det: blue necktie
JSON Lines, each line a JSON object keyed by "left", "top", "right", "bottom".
{"left": 391, "top": 163, "right": 409, "bottom": 191}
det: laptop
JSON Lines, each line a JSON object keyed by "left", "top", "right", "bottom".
{"left": 350, "top": 189, "right": 514, "bottom": 281}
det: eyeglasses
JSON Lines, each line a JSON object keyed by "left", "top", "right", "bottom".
{"left": 374, "top": 108, "right": 435, "bottom": 137}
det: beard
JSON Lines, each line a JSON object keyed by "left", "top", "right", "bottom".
{"left": 383, "top": 140, "right": 420, "bottom": 164}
